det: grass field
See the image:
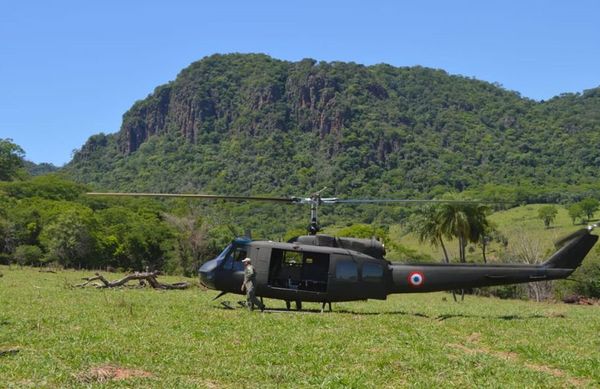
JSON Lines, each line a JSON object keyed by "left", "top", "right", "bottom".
{"left": 1, "top": 266, "right": 599, "bottom": 388}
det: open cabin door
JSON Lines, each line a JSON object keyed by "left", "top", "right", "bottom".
{"left": 268, "top": 248, "right": 329, "bottom": 293}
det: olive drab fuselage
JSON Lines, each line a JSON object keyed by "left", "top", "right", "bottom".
{"left": 198, "top": 230, "right": 598, "bottom": 304}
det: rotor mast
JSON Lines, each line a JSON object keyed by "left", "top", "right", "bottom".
{"left": 307, "top": 188, "right": 327, "bottom": 235}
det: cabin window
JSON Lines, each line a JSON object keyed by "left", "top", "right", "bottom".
{"left": 222, "top": 246, "right": 247, "bottom": 271}
{"left": 335, "top": 260, "right": 357, "bottom": 281}
{"left": 283, "top": 250, "right": 302, "bottom": 267}
{"left": 362, "top": 263, "right": 383, "bottom": 282}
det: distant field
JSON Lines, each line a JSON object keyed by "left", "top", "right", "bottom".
{"left": 388, "top": 204, "right": 587, "bottom": 262}
{"left": 1, "top": 266, "right": 599, "bottom": 388}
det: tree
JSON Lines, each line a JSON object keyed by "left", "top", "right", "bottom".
{"left": 39, "top": 210, "right": 96, "bottom": 267}
{"left": 504, "top": 229, "right": 553, "bottom": 301}
{"left": 408, "top": 201, "right": 490, "bottom": 301}
{"left": 578, "top": 198, "right": 599, "bottom": 222}
{"left": 436, "top": 202, "right": 490, "bottom": 263}
{"left": 163, "top": 212, "right": 210, "bottom": 276}
{"left": 407, "top": 202, "right": 490, "bottom": 264}
{"left": 0, "top": 216, "right": 17, "bottom": 255}
{"left": 566, "top": 203, "right": 584, "bottom": 225}
{"left": 478, "top": 222, "right": 501, "bottom": 264}
{"left": 0, "top": 174, "right": 87, "bottom": 200}
{"left": 406, "top": 206, "right": 450, "bottom": 263}
{"left": 537, "top": 205, "right": 558, "bottom": 229}
{"left": 13, "top": 244, "right": 42, "bottom": 266}
{"left": 337, "top": 224, "right": 389, "bottom": 241}
{"left": 0, "top": 139, "right": 25, "bottom": 181}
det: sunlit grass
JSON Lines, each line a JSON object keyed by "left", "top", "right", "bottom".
{"left": 1, "top": 266, "right": 599, "bottom": 387}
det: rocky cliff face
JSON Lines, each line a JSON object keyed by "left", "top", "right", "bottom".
{"left": 116, "top": 55, "right": 377, "bottom": 154}
{"left": 120, "top": 85, "right": 172, "bottom": 153}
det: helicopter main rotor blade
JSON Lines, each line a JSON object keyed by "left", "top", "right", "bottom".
{"left": 320, "top": 198, "right": 509, "bottom": 205}
{"left": 87, "top": 192, "right": 297, "bottom": 203}
{"left": 87, "top": 193, "right": 511, "bottom": 206}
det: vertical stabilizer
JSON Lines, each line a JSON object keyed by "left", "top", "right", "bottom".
{"left": 542, "top": 229, "right": 598, "bottom": 269}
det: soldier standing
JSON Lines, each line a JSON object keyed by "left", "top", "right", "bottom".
{"left": 241, "top": 257, "right": 265, "bottom": 311}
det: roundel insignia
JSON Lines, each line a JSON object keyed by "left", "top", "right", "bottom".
{"left": 408, "top": 272, "right": 425, "bottom": 287}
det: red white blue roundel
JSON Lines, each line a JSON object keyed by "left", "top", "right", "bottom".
{"left": 408, "top": 272, "right": 425, "bottom": 287}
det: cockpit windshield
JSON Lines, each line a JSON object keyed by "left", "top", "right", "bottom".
{"left": 221, "top": 244, "right": 248, "bottom": 271}
{"left": 215, "top": 244, "right": 232, "bottom": 264}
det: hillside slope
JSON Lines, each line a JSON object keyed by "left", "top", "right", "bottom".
{"left": 65, "top": 54, "right": 600, "bottom": 200}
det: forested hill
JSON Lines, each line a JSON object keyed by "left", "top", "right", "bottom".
{"left": 65, "top": 53, "right": 600, "bottom": 201}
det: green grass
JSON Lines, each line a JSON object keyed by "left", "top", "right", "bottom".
{"left": 490, "top": 204, "right": 582, "bottom": 247}
{"left": 1, "top": 266, "right": 599, "bottom": 388}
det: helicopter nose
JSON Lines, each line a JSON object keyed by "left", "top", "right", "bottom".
{"left": 199, "top": 258, "right": 218, "bottom": 289}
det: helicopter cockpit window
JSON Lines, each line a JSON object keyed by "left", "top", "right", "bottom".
{"left": 335, "top": 260, "right": 357, "bottom": 281}
{"left": 222, "top": 246, "right": 247, "bottom": 271}
{"left": 362, "top": 262, "right": 384, "bottom": 282}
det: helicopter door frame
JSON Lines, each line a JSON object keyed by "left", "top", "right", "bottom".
{"left": 359, "top": 260, "right": 387, "bottom": 300}
{"left": 267, "top": 248, "right": 330, "bottom": 294}
{"left": 329, "top": 254, "right": 365, "bottom": 301}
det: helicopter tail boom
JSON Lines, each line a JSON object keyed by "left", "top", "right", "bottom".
{"left": 387, "top": 229, "right": 598, "bottom": 294}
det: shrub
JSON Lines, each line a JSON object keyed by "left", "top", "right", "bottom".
{"left": 13, "top": 245, "right": 43, "bottom": 266}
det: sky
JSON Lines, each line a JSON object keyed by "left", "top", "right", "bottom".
{"left": 1, "top": 0, "right": 599, "bottom": 166}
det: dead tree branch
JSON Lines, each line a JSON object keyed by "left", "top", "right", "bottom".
{"left": 76, "top": 272, "right": 190, "bottom": 290}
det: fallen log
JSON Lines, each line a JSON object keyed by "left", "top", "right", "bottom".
{"left": 76, "top": 272, "right": 190, "bottom": 290}
{"left": 563, "top": 294, "right": 598, "bottom": 305}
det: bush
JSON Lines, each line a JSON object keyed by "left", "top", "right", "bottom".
{"left": 555, "top": 254, "right": 600, "bottom": 298}
{"left": 0, "top": 253, "right": 12, "bottom": 265}
{"left": 476, "top": 285, "right": 527, "bottom": 300}
{"left": 13, "top": 245, "right": 43, "bottom": 266}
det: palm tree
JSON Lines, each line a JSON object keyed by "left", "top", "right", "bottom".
{"left": 407, "top": 200, "right": 491, "bottom": 301}
{"left": 466, "top": 204, "right": 492, "bottom": 261}
{"left": 434, "top": 201, "right": 490, "bottom": 301}
{"left": 436, "top": 202, "right": 490, "bottom": 263}
{"left": 406, "top": 205, "right": 450, "bottom": 263}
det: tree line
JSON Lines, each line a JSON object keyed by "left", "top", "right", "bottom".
{"left": 2, "top": 138, "right": 599, "bottom": 299}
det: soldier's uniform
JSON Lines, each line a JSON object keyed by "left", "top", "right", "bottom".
{"left": 243, "top": 260, "right": 265, "bottom": 311}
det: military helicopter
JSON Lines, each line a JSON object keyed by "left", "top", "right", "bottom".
{"left": 88, "top": 191, "right": 599, "bottom": 311}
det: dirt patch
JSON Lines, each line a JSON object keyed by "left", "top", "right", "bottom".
{"left": 77, "top": 364, "right": 153, "bottom": 383}
{"left": 448, "top": 337, "right": 588, "bottom": 387}
{"left": 466, "top": 332, "right": 481, "bottom": 343}
{"left": 203, "top": 380, "right": 221, "bottom": 389}
{"left": 547, "top": 312, "right": 566, "bottom": 318}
